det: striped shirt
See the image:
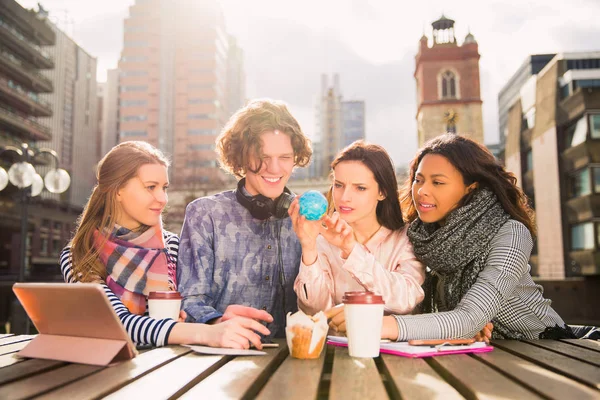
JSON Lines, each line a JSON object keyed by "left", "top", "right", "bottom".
{"left": 394, "top": 220, "right": 567, "bottom": 340}
{"left": 59, "top": 231, "right": 180, "bottom": 346}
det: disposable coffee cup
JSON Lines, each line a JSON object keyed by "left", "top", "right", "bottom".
{"left": 148, "top": 291, "right": 182, "bottom": 320}
{"left": 342, "top": 291, "right": 385, "bottom": 358}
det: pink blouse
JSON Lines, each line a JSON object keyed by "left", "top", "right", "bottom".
{"left": 294, "top": 226, "right": 425, "bottom": 316}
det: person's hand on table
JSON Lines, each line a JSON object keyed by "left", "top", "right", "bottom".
{"left": 325, "top": 304, "right": 346, "bottom": 333}
{"left": 474, "top": 322, "right": 493, "bottom": 344}
{"left": 209, "top": 304, "right": 274, "bottom": 325}
{"left": 204, "top": 317, "right": 271, "bottom": 350}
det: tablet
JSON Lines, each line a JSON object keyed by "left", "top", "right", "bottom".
{"left": 13, "top": 282, "right": 138, "bottom": 365}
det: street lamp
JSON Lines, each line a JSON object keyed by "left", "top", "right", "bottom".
{"left": 0, "top": 143, "right": 70, "bottom": 282}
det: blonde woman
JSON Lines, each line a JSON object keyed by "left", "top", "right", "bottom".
{"left": 61, "top": 141, "right": 269, "bottom": 349}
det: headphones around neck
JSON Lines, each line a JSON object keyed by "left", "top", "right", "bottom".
{"left": 235, "top": 178, "right": 295, "bottom": 220}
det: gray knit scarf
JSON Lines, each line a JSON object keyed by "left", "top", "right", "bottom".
{"left": 407, "top": 188, "right": 526, "bottom": 339}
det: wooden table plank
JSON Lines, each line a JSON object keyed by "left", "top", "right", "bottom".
{"left": 473, "top": 347, "right": 600, "bottom": 400}
{"left": 179, "top": 343, "right": 289, "bottom": 399}
{"left": 0, "top": 334, "right": 14, "bottom": 339}
{"left": 430, "top": 353, "right": 543, "bottom": 400}
{"left": 493, "top": 340, "right": 600, "bottom": 390}
{"left": 37, "top": 346, "right": 191, "bottom": 400}
{"left": 0, "top": 353, "right": 25, "bottom": 368}
{"left": 560, "top": 339, "right": 600, "bottom": 353}
{"left": 104, "top": 351, "right": 230, "bottom": 399}
{"left": 380, "top": 354, "right": 464, "bottom": 399}
{"left": 0, "top": 341, "right": 30, "bottom": 357}
{"left": 524, "top": 340, "right": 600, "bottom": 367}
{"left": 329, "top": 347, "right": 388, "bottom": 399}
{"left": 0, "top": 364, "right": 103, "bottom": 400}
{"left": 0, "top": 335, "right": 35, "bottom": 346}
{"left": 0, "top": 358, "right": 65, "bottom": 386}
{"left": 256, "top": 345, "right": 325, "bottom": 400}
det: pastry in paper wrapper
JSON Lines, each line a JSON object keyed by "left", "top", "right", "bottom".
{"left": 285, "top": 310, "right": 328, "bottom": 359}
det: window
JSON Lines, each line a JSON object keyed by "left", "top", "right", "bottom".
{"left": 591, "top": 114, "right": 600, "bottom": 139}
{"left": 187, "top": 83, "right": 214, "bottom": 89}
{"left": 122, "top": 85, "right": 148, "bottom": 92}
{"left": 571, "top": 222, "right": 594, "bottom": 250}
{"left": 120, "top": 130, "right": 148, "bottom": 137}
{"left": 122, "top": 115, "right": 147, "bottom": 122}
{"left": 188, "top": 143, "right": 215, "bottom": 151}
{"left": 121, "top": 99, "right": 148, "bottom": 107}
{"left": 40, "top": 237, "right": 48, "bottom": 255}
{"left": 441, "top": 71, "right": 457, "bottom": 99}
{"left": 187, "top": 129, "right": 216, "bottom": 135}
{"left": 186, "top": 160, "right": 217, "bottom": 168}
{"left": 523, "top": 149, "right": 533, "bottom": 173}
{"left": 567, "top": 117, "right": 587, "bottom": 148}
{"left": 52, "top": 239, "right": 62, "bottom": 256}
{"left": 188, "top": 113, "right": 214, "bottom": 120}
{"left": 120, "top": 70, "right": 148, "bottom": 77}
{"left": 53, "top": 222, "right": 62, "bottom": 231}
{"left": 121, "top": 56, "right": 148, "bottom": 63}
{"left": 594, "top": 167, "right": 600, "bottom": 193}
{"left": 188, "top": 98, "right": 214, "bottom": 105}
{"left": 567, "top": 58, "right": 600, "bottom": 70}
{"left": 571, "top": 168, "right": 591, "bottom": 198}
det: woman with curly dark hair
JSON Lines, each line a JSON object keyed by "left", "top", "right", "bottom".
{"left": 329, "top": 134, "right": 574, "bottom": 341}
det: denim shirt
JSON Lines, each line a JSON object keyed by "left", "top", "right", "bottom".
{"left": 177, "top": 190, "right": 301, "bottom": 338}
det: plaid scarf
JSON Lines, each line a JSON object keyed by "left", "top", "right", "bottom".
{"left": 94, "top": 224, "right": 176, "bottom": 315}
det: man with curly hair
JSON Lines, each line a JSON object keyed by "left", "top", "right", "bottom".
{"left": 177, "top": 99, "right": 312, "bottom": 338}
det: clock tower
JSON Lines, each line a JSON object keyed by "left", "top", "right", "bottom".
{"left": 415, "top": 15, "right": 484, "bottom": 147}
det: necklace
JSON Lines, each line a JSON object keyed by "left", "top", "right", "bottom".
{"left": 354, "top": 224, "right": 382, "bottom": 245}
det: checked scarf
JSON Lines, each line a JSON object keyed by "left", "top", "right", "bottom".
{"left": 94, "top": 224, "right": 176, "bottom": 315}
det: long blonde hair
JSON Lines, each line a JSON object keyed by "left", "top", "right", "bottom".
{"left": 70, "top": 141, "right": 170, "bottom": 282}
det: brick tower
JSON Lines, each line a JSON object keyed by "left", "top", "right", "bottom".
{"left": 415, "top": 15, "right": 484, "bottom": 147}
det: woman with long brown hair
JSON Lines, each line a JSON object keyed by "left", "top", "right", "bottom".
{"left": 61, "top": 141, "right": 269, "bottom": 349}
{"left": 290, "top": 141, "right": 425, "bottom": 316}
{"left": 330, "top": 134, "right": 572, "bottom": 340}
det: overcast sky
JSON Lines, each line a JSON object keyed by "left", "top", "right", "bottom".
{"left": 18, "top": 0, "right": 600, "bottom": 167}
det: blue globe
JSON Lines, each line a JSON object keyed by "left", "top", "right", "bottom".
{"left": 299, "top": 190, "right": 328, "bottom": 221}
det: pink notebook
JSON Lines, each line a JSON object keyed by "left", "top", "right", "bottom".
{"left": 327, "top": 336, "right": 493, "bottom": 358}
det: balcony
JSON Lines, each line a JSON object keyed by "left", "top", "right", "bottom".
{"left": 0, "top": 106, "right": 51, "bottom": 141}
{"left": 564, "top": 193, "right": 600, "bottom": 224}
{"left": 561, "top": 140, "right": 600, "bottom": 173}
{"left": 0, "top": 76, "right": 52, "bottom": 117}
{"left": 558, "top": 87, "right": 600, "bottom": 125}
{"left": 0, "top": 48, "right": 52, "bottom": 92}
{"left": 0, "top": 17, "right": 54, "bottom": 69}
{"left": 0, "top": 0, "right": 55, "bottom": 45}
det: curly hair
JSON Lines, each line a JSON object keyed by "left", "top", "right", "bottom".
{"left": 216, "top": 98, "right": 312, "bottom": 177}
{"left": 399, "top": 134, "right": 536, "bottom": 236}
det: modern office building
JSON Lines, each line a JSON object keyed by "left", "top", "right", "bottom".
{"left": 316, "top": 74, "right": 343, "bottom": 177}
{"left": 414, "top": 15, "right": 484, "bottom": 147}
{"left": 100, "top": 68, "right": 120, "bottom": 158}
{"left": 118, "top": 0, "right": 244, "bottom": 189}
{"left": 341, "top": 100, "right": 365, "bottom": 148}
{"left": 503, "top": 51, "right": 600, "bottom": 278}
{"left": 497, "top": 54, "right": 555, "bottom": 160}
{"left": 39, "top": 22, "right": 99, "bottom": 208}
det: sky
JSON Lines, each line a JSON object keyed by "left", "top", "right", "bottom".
{"left": 18, "top": 0, "right": 600, "bottom": 167}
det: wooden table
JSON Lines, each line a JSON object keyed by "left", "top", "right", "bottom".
{"left": 0, "top": 334, "right": 598, "bottom": 399}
